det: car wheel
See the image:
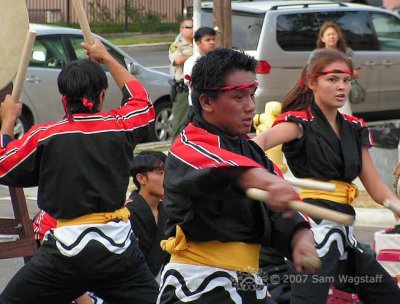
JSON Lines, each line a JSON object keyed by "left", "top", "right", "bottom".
{"left": 14, "top": 111, "right": 32, "bottom": 139}
{"left": 147, "top": 99, "right": 173, "bottom": 142}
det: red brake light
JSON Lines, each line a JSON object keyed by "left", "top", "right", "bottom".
{"left": 256, "top": 61, "right": 271, "bottom": 74}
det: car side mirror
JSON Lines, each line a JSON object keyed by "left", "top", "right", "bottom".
{"left": 125, "top": 59, "right": 138, "bottom": 74}
{"left": 32, "top": 50, "right": 46, "bottom": 62}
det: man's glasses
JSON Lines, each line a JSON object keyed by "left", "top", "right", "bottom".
{"left": 181, "top": 25, "right": 193, "bottom": 29}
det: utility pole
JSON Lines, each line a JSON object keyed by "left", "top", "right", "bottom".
{"left": 192, "top": 0, "right": 201, "bottom": 54}
{"left": 213, "top": 0, "right": 232, "bottom": 48}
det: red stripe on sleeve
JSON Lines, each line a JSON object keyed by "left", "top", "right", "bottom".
{"left": 170, "top": 124, "right": 263, "bottom": 169}
{"left": 272, "top": 111, "right": 311, "bottom": 127}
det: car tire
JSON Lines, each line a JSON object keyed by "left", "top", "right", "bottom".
{"left": 147, "top": 99, "right": 173, "bottom": 142}
{"left": 14, "top": 110, "right": 32, "bottom": 140}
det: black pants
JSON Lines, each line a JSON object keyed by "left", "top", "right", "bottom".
{"left": 0, "top": 234, "right": 158, "bottom": 304}
{"left": 290, "top": 243, "right": 400, "bottom": 304}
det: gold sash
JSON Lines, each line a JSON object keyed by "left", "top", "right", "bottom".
{"left": 161, "top": 225, "right": 260, "bottom": 273}
{"left": 300, "top": 179, "right": 359, "bottom": 204}
{"left": 57, "top": 207, "right": 130, "bottom": 227}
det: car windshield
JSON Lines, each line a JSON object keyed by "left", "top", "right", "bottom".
{"left": 202, "top": 8, "right": 264, "bottom": 50}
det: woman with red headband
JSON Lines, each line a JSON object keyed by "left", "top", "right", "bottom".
{"left": 314, "top": 21, "right": 362, "bottom": 115}
{"left": 253, "top": 48, "right": 400, "bottom": 304}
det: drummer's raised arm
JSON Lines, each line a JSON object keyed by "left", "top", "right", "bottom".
{"left": 81, "top": 39, "right": 136, "bottom": 90}
{"left": 0, "top": 94, "right": 22, "bottom": 138}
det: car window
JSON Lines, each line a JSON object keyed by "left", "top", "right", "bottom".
{"left": 30, "top": 37, "right": 67, "bottom": 69}
{"left": 276, "top": 12, "right": 319, "bottom": 51}
{"left": 276, "top": 11, "right": 378, "bottom": 51}
{"left": 201, "top": 8, "right": 264, "bottom": 50}
{"left": 69, "top": 36, "right": 87, "bottom": 60}
{"left": 68, "top": 36, "right": 127, "bottom": 71}
{"left": 232, "top": 12, "right": 264, "bottom": 50}
{"left": 370, "top": 12, "right": 400, "bottom": 50}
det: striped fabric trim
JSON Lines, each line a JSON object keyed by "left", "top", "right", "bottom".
{"left": 50, "top": 221, "right": 133, "bottom": 257}
{"left": 341, "top": 113, "right": 367, "bottom": 127}
{"left": 157, "top": 263, "right": 267, "bottom": 304}
{"left": 180, "top": 129, "right": 238, "bottom": 167}
{"left": 169, "top": 123, "right": 263, "bottom": 170}
{"left": 342, "top": 114, "right": 375, "bottom": 146}
{"left": 33, "top": 210, "right": 46, "bottom": 241}
{"left": 33, "top": 210, "right": 57, "bottom": 241}
{"left": 273, "top": 109, "right": 314, "bottom": 127}
{"left": 310, "top": 218, "right": 357, "bottom": 258}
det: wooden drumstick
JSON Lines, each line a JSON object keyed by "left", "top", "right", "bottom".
{"left": 11, "top": 30, "right": 36, "bottom": 103}
{"left": 383, "top": 199, "right": 400, "bottom": 215}
{"left": 246, "top": 188, "right": 355, "bottom": 225}
{"left": 302, "top": 256, "right": 321, "bottom": 272}
{"left": 72, "top": 0, "right": 94, "bottom": 45}
{"left": 285, "top": 177, "right": 336, "bottom": 192}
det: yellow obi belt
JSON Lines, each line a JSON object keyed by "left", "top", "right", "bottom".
{"left": 300, "top": 179, "right": 359, "bottom": 204}
{"left": 57, "top": 207, "right": 131, "bottom": 227}
{"left": 161, "top": 225, "right": 260, "bottom": 273}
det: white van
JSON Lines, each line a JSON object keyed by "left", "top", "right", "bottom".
{"left": 198, "top": 1, "right": 400, "bottom": 121}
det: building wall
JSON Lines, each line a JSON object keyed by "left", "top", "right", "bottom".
{"left": 26, "top": 0, "right": 193, "bottom": 24}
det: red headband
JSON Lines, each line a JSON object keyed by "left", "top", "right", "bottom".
{"left": 204, "top": 81, "right": 259, "bottom": 91}
{"left": 299, "top": 69, "right": 353, "bottom": 89}
{"left": 81, "top": 97, "right": 94, "bottom": 111}
{"left": 184, "top": 73, "right": 258, "bottom": 92}
{"left": 62, "top": 96, "right": 95, "bottom": 122}
{"left": 312, "top": 69, "right": 353, "bottom": 77}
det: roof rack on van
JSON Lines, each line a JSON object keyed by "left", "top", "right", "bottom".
{"left": 270, "top": 1, "right": 347, "bottom": 10}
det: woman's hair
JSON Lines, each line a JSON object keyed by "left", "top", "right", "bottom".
{"left": 190, "top": 47, "right": 258, "bottom": 116}
{"left": 131, "top": 150, "right": 166, "bottom": 190}
{"left": 58, "top": 59, "right": 108, "bottom": 114}
{"left": 316, "top": 21, "right": 347, "bottom": 53}
{"left": 281, "top": 48, "right": 353, "bottom": 113}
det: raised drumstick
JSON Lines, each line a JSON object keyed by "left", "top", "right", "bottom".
{"left": 285, "top": 177, "right": 336, "bottom": 192}
{"left": 246, "top": 188, "right": 355, "bottom": 225}
{"left": 72, "top": 0, "right": 94, "bottom": 45}
{"left": 11, "top": 30, "right": 36, "bottom": 103}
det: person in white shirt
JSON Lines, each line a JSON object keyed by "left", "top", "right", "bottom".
{"left": 183, "top": 27, "right": 216, "bottom": 117}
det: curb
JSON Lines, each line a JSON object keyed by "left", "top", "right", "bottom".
{"left": 118, "top": 42, "right": 170, "bottom": 50}
{"left": 118, "top": 43, "right": 170, "bottom": 53}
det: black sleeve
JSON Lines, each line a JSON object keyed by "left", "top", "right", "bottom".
{"left": 268, "top": 209, "right": 311, "bottom": 259}
{"left": 164, "top": 155, "right": 256, "bottom": 199}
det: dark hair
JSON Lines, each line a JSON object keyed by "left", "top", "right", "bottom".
{"left": 131, "top": 150, "right": 166, "bottom": 190}
{"left": 316, "top": 22, "right": 347, "bottom": 54}
{"left": 190, "top": 47, "right": 258, "bottom": 116}
{"left": 194, "top": 27, "right": 216, "bottom": 43}
{"left": 58, "top": 59, "right": 108, "bottom": 115}
{"left": 282, "top": 48, "right": 353, "bottom": 112}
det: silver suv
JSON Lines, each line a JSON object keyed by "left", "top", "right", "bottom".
{"left": 18, "top": 24, "right": 172, "bottom": 141}
{"left": 198, "top": 1, "right": 400, "bottom": 121}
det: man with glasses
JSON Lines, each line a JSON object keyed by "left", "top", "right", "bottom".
{"left": 168, "top": 18, "right": 193, "bottom": 140}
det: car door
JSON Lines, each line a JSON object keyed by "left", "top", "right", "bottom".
{"left": 67, "top": 35, "right": 123, "bottom": 111}
{"left": 369, "top": 11, "right": 400, "bottom": 113}
{"left": 24, "top": 35, "right": 67, "bottom": 123}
